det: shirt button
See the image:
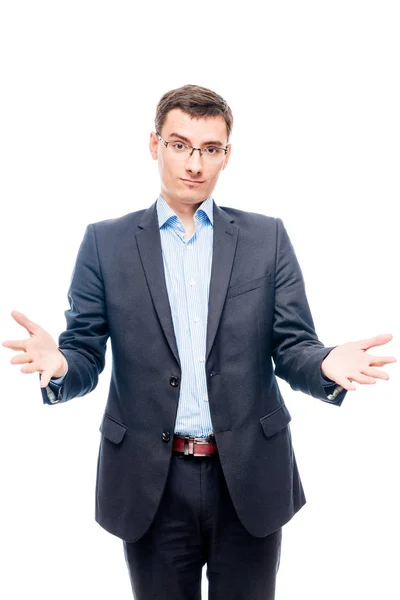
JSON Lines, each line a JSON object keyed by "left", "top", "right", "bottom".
{"left": 199, "top": 356, "right": 205, "bottom": 362}
{"left": 204, "top": 394, "right": 209, "bottom": 402}
{"left": 187, "top": 245, "right": 193, "bottom": 250}
{"left": 194, "top": 317, "right": 200, "bottom": 323}
{"left": 189, "top": 279, "right": 196, "bottom": 286}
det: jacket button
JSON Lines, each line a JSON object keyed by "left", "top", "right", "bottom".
{"left": 170, "top": 376, "right": 180, "bottom": 387}
{"left": 162, "top": 431, "right": 171, "bottom": 442}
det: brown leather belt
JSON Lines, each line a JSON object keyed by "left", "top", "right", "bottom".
{"left": 172, "top": 434, "right": 218, "bottom": 457}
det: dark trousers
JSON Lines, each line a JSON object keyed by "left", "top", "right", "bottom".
{"left": 123, "top": 452, "right": 282, "bottom": 599}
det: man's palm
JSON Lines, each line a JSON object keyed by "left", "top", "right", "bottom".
{"left": 321, "top": 333, "right": 397, "bottom": 391}
{"left": 2, "top": 310, "right": 67, "bottom": 387}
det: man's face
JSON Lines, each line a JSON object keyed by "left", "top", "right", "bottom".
{"left": 149, "top": 108, "right": 231, "bottom": 209}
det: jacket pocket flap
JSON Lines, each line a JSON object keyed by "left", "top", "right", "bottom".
{"left": 227, "top": 273, "right": 272, "bottom": 299}
{"left": 99, "top": 414, "right": 127, "bottom": 444}
{"left": 260, "top": 404, "right": 291, "bottom": 438}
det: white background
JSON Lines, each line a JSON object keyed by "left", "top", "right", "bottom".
{"left": 0, "top": 1, "right": 399, "bottom": 598}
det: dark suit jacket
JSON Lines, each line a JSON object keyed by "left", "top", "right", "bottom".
{"left": 41, "top": 199, "right": 347, "bottom": 542}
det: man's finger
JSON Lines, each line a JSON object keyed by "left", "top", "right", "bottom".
{"left": 10, "top": 352, "right": 32, "bottom": 365}
{"left": 351, "top": 373, "right": 376, "bottom": 385}
{"left": 10, "top": 310, "right": 39, "bottom": 335}
{"left": 337, "top": 377, "right": 357, "bottom": 391}
{"left": 2, "top": 339, "right": 28, "bottom": 351}
{"left": 368, "top": 355, "right": 397, "bottom": 367}
{"left": 361, "top": 367, "right": 389, "bottom": 381}
{"left": 20, "top": 362, "right": 40, "bottom": 374}
{"left": 358, "top": 333, "right": 393, "bottom": 351}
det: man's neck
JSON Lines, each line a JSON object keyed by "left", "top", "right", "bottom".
{"left": 160, "top": 193, "right": 205, "bottom": 222}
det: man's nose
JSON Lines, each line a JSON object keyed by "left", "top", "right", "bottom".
{"left": 186, "top": 148, "right": 203, "bottom": 172}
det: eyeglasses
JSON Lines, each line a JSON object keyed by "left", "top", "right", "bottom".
{"left": 156, "top": 133, "right": 228, "bottom": 163}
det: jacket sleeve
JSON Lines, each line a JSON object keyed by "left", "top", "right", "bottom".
{"left": 271, "top": 218, "right": 347, "bottom": 406}
{"left": 40, "top": 223, "right": 109, "bottom": 405}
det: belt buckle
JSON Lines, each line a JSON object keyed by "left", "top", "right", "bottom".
{"left": 184, "top": 436, "right": 193, "bottom": 456}
{"left": 180, "top": 434, "right": 216, "bottom": 457}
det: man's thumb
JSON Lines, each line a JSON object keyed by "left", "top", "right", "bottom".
{"left": 39, "top": 371, "right": 50, "bottom": 388}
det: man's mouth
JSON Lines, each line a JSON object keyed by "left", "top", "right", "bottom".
{"left": 180, "top": 178, "right": 204, "bottom": 186}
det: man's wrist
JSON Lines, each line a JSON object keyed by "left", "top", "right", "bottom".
{"left": 53, "top": 352, "right": 68, "bottom": 378}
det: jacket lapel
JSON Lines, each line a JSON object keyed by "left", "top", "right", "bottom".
{"left": 206, "top": 202, "right": 239, "bottom": 362}
{"left": 135, "top": 201, "right": 181, "bottom": 367}
{"left": 135, "top": 199, "right": 239, "bottom": 369}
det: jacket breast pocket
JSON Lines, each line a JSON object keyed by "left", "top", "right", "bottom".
{"left": 99, "top": 413, "right": 127, "bottom": 444}
{"left": 226, "top": 273, "right": 272, "bottom": 299}
{"left": 259, "top": 404, "right": 292, "bottom": 438}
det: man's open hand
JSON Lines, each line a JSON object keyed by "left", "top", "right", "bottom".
{"left": 321, "top": 333, "right": 397, "bottom": 391}
{"left": 2, "top": 310, "right": 68, "bottom": 388}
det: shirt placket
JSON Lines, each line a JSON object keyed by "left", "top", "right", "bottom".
{"left": 183, "top": 228, "right": 210, "bottom": 436}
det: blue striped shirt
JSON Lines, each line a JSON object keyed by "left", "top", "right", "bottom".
{"left": 156, "top": 194, "right": 215, "bottom": 437}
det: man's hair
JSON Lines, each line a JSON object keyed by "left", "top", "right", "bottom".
{"left": 155, "top": 84, "right": 233, "bottom": 141}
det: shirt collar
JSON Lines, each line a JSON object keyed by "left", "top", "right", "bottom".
{"left": 156, "top": 194, "right": 214, "bottom": 229}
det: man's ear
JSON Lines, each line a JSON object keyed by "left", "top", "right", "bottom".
{"left": 149, "top": 132, "right": 158, "bottom": 160}
{"left": 222, "top": 143, "right": 232, "bottom": 170}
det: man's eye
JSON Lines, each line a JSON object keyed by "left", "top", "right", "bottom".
{"left": 205, "top": 147, "right": 219, "bottom": 154}
{"left": 173, "top": 143, "right": 186, "bottom": 150}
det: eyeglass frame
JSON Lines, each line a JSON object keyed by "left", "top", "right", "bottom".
{"left": 156, "top": 133, "right": 228, "bottom": 159}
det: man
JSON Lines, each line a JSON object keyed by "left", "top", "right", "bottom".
{"left": 3, "top": 84, "right": 396, "bottom": 599}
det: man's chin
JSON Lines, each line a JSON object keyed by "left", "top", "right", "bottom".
{"left": 176, "top": 190, "right": 209, "bottom": 203}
